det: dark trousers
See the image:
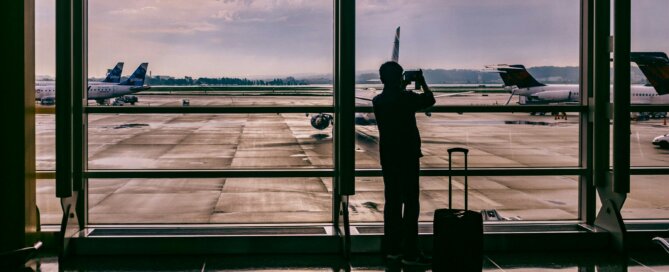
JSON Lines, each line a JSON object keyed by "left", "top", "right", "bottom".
{"left": 381, "top": 157, "right": 420, "bottom": 257}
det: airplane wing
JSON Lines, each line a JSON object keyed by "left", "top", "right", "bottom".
{"left": 434, "top": 91, "right": 474, "bottom": 98}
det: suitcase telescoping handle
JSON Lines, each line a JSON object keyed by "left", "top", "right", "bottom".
{"left": 447, "top": 147, "right": 469, "bottom": 210}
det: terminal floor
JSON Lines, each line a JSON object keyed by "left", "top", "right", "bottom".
{"left": 27, "top": 250, "right": 669, "bottom": 271}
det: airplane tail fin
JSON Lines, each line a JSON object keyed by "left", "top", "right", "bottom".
{"left": 120, "top": 63, "right": 148, "bottom": 86}
{"left": 486, "top": 64, "right": 545, "bottom": 88}
{"left": 631, "top": 52, "right": 669, "bottom": 95}
{"left": 391, "top": 26, "right": 400, "bottom": 62}
{"left": 102, "top": 62, "right": 124, "bottom": 83}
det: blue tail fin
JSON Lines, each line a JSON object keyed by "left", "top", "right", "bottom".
{"left": 102, "top": 62, "right": 124, "bottom": 83}
{"left": 120, "top": 63, "right": 148, "bottom": 86}
{"left": 391, "top": 27, "right": 400, "bottom": 62}
{"left": 631, "top": 52, "right": 669, "bottom": 95}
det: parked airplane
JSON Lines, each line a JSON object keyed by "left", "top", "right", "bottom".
{"left": 309, "top": 27, "right": 402, "bottom": 130}
{"left": 309, "top": 27, "right": 469, "bottom": 130}
{"left": 35, "top": 63, "right": 150, "bottom": 105}
{"left": 35, "top": 62, "right": 124, "bottom": 90}
{"left": 486, "top": 52, "right": 669, "bottom": 112}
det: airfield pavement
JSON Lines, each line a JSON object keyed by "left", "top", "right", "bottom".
{"left": 34, "top": 93, "right": 669, "bottom": 225}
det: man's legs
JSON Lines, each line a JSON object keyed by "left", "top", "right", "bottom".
{"left": 382, "top": 164, "right": 402, "bottom": 255}
{"left": 401, "top": 158, "right": 421, "bottom": 257}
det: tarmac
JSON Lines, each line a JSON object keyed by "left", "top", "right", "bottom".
{"left": 34, "top": 93, "right": 669, "bottom": 225}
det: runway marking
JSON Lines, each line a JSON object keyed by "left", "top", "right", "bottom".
{"left": 636, "top": 131, "right": 645, "bottom": 159}
{"left": 449, "top": 180, "right": 503, "bottom": 207}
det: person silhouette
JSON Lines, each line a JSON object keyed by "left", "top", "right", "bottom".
{"left": 372, "top": 61, "right": 435, "bottom": 265}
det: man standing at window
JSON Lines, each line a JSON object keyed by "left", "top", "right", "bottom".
{"left": 372, "top": 61, "right": 435, "bottom": 265}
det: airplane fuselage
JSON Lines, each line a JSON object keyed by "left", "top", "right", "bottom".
{"left": 35, "top": 83, "right": 148, "bottom": 101}
{"left": 512, "top": 84, "right": 669, "bottom": 105}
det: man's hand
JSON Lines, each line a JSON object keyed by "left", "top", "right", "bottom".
{"left": 417, "top": 69, "right": 430, "bottom": 92}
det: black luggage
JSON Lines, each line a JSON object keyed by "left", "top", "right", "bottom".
{"left": 433, "top": 147, "right": 483, "bottom": 271}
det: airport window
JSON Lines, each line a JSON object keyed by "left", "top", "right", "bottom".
{"left": 354, "top": 0, "right": 583, "bottom": 223}
{"left": 355, "top": 112, "right": 580, "bottom": 169}
{"left": 35, "top": 0, "right": 59, "bottom": 227}
{"left": 37, "top": 0, "right": 669, "bottom": 231}
{"left": 626, "top": 0, "right": 669, "bottom": 220}
{"left": 87, "top": 178, "right": 333, "bottom": 224}
{"left": 87, "top": 113, "right": 333, "bottom": 170}
{"left": 630, "top": 117, "right": 669, "bottom": 167}
{"left": 349, "top": 176, "right": 579, "bottom": 222}
{"left": 79, "top": 0, "right": 335, "bottom": 225}
{"left": 36, "top": 179, "right": 61, "bottom": 226}
{"left": 622, "top": 176, "right": 669, "bottom": 220}
{"left": 87, "top": 0, "right": 333, "bottom": 108}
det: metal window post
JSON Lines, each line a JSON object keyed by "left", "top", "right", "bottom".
{"left": 593, "top": 0, "right": 629, "bottom": 252}
{"left": 333, "top": 0, "right": 354, "bottom": 258}
{"left": 56, "top": 0, "right": 83, "bottom": 256}
{"left": 73, "top": 0, "right": 88, "bottom": 229}
{"left": 579, "top": 0, "right": 596, "bottom": 225}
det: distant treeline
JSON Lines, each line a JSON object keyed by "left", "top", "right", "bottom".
{"left": 357, "top": 66, "right": 648, "bottom": 85}
{"left": 148, "top": 76, "right": 308, "bottom": 86}
{"left": 83, "top": 66, "right": 650, "bottom": 86}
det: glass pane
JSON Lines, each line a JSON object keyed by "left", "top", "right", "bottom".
{"left": 36, "top": 0, "right": 56, "bottom": 172}
{"left": 37, "top": 179, "right": 61, "bottom": 225}
{"left": 88, "top": 178, "right": 332, "bottom": 224}
{"left": 36, "top": 114, "right": 55, "bottom": 171}
{"left": 356, "top": 0, "right": 581, "bottom": 106}
{"left": 622, "top": 175, "right": 669, "bottom": 219}
{"left": 631, "top": 119, "right": 669, "bottom": 167}
{"left": 88, "top": 114, "right": 333, "bottom": 170}
{"left": 350, "top": 176, "right": 579, "bottom": 222}
{"left": 356, "top": 112, "right": 580, "bottom": 169}
{"left": 631, "top": 0, "right": 669, "bottom": 106}
{"left": 88, "top": 1, "right": 332, "bottom": 107}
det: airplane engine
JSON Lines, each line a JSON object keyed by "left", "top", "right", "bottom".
{"left": 310, "top": 113, "right": 333, "bottom": 130}
{"left": 530, "top": 90, "right": 574, "bottom": 102}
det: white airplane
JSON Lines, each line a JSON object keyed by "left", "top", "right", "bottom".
{"left": 309, "top": 27, "right": 470, "bottom": 130}
{"left": 36, "top": 62, "right": 124, "bottom": 92}
{"left": 486, "top": 52, "right": 669, "bottom": 111}
{"left": 35, "top": 63, "right": 150, "bottom": 105}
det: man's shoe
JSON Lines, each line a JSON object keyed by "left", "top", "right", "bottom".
{"left": 401, "top": 255, "right": 431, "bottom": 266}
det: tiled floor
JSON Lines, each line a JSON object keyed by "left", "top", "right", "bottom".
{"left": 23, "top": 250, "right": 669, "bottom": 271}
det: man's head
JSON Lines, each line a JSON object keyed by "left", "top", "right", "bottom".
{"left": 379, "top": 61, "right": 404, "bottom": 88}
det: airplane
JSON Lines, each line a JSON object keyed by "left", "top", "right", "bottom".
{"left": 35, "top": 62, "right": 124, "bottom": 90}
{"left": 486, "top": 52, "right": 669, "bottom": 115}
{"left": 35, "top": 63, "right": 150, "bottom": 105}
{"left": 309, "top": 27, "right": 470, "bottom": 130}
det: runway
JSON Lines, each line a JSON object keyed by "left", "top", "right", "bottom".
{"left": 35, "top": 93, "right": 669, "bottom": 225}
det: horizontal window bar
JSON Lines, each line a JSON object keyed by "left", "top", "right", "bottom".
{"left": 77, "top": 167, "right": 669, "bottom": 179}
{"left": 355, "top": 105, "right": 586, "bottom": 113}
{"left": 83, "top": 105, "right": 586, "bottom": 114}
{"left": 85, "top": 169, "right": 335, "bottom": 179}
{"left": 36, "top": 107, "right": 56, "bottom": 114}
{"left": 84, "top": 168, "right": 588, "bottom": 179}
{"left": 85, "top": 106, "right": 334, "bottom": 114}
{"left": 36, "top": 171, "right": 56, "bottom": 179}
{"left": 630, "top": 168, "right": 669, "bottom": 175}
{"left": 629, "top": 105, "right": 669, "bottom": 112}
{"left": 358, "top": 167, "right": 587, "bottom": 177}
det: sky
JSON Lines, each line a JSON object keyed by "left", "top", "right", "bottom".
{"left": 35, "top": 0, "right": 669, "bottom": 78}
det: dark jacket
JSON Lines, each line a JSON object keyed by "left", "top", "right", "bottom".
{"left": 372, "top": 88, "right": 436, "bottom": 166}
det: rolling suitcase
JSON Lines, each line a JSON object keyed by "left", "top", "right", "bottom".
{"left": 433, "top": 147, "right": 483, "bottom": 271}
